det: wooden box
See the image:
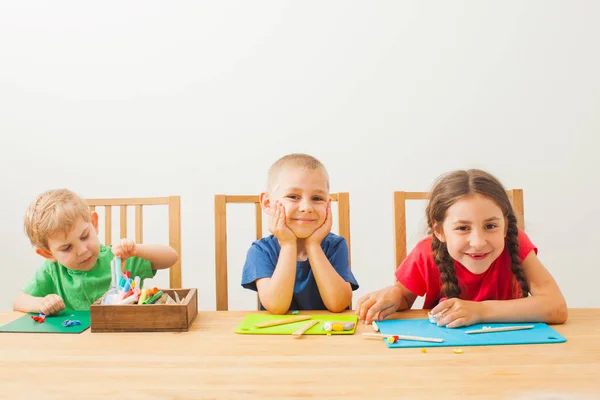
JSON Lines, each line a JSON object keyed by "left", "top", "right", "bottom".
{"left": 90, "top": 288, "right": 198, "bottom": 332}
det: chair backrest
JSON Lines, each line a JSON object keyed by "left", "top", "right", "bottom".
{"left": 85, "top": 196, "right": 182, "bottom": 288}
{"left": 393, "top": 189, "right": 524, "bottom": 269}
{"left": 214, "top": 193, "right": 351, "bottom": 311}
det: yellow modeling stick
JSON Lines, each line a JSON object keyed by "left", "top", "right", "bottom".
{"left": 292, "top": 320, "right": 319, "bottom": 337}
{"left": 254, "top": 315, "right": 312, "bottom": 328}
{"left": 362, "top": 333, "right": 444, "bottom": 343}
{"left": 465, "top": 325, "right": 534, "bottom": 334}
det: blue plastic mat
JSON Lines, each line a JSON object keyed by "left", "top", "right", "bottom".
{"left": 377, "top": 318, "right": 566, "bottom": 348}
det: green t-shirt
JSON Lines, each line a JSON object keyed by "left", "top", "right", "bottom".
{"left": 23, "top": 244, "right": 157, "bottom": 310}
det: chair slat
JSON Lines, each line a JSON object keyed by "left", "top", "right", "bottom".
{"left": 214, "top": 195, "right": 228, "bottom": 311}
{"left": 105, "top": 206, "right": 112, "bottom": 245}
{"left": 168, "top": 196, "right": 182, "bottom": 288}
{"left": 120, "top": 205, "right": 127, "bottom": 239}
{"left": 135, "top": 205, "right": 143, "bottom": 244}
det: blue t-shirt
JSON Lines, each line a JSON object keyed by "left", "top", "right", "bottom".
{"left": 241, "top": 233, "right": 359, "bottom": 310}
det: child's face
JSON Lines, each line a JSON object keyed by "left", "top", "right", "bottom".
{"left": 435, "top": 194, "right": 507, "bottom": 274}
{"left": 39, "top": 214, "right": 101, "bottom": 271}
{"left": 267, "top": 167, "right": 330, "bottom": 239}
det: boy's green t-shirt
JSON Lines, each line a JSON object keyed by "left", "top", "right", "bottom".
{"left": 23, "top": 244, "right": 157, "bottom": 310}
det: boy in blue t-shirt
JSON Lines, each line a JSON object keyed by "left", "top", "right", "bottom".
{"left": 241, "top": 153, "right": 358, "bottom": 314}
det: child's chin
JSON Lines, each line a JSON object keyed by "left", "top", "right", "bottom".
{"left": 73, "top": 257, "right": 97, "bottom": 271}
{"left": 292, "top": 230, "right": 316, "bottom": 239}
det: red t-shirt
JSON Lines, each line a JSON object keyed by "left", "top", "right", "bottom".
{"left": 395, "top": 230, "right": 537, "bottom": 309}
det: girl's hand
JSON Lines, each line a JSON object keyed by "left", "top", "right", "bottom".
{"left": 355, "top": 285, "right": 403, "bottom": 325}
{"left": 431, "top": 298, "right": 485, "bottom": 328}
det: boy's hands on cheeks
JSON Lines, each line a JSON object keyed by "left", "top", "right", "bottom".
{"left": 112, "top": 238, "right": 138, "bottom": 260}
{"left": 40, "top": 294, "right": 65, "bottom": 315}
{"left": 431, "top": 298, "right": 485, "bottom": 328}
{"left": 355, "top": 285, "right": 403, "bottom": 325}
{"left": 306, "top": 200, "right": 332, "bottom": 246}
{"left": 269, "top": 201, "right": 296, "bottom": 244}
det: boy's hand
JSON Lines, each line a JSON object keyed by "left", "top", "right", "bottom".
{"left": 306, "top": 201, "right": 332, "bottom": 246}
{"left": 355, "top": 285, "right": 403, "bottom": 325}
{"left": 268, "top": 201, "right": 296, "bottom": 244}
{"left": 112, "top": 238, "right": 138, "bottom": 260}
{"left": 430, "top": 298, "right": 484, "bottom": 328}
{"left": 40, "top": 294, "right": 65, "bottom": 315}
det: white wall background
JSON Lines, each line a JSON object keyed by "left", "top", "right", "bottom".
{"left": 1, "top": 1, "right": 599, "bottom": 312}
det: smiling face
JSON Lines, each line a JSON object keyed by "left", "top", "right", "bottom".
{"left": 434, "top": 194, "right": 508, "bottom": 274}
{"left": 38, "top": 213, "right": 101, "bottom": 271}
{"left": 263, "top": 166, "right": 330, "bottom": 238}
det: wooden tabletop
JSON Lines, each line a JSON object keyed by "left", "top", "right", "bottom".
{"left": 1, "top": 309, "right": 599, "bottom": 399}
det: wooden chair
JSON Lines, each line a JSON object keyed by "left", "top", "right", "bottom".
{"left": 214, "top": 193, "right": 351, "bottom": 311}
{"left": 393, "top": 189, "right": 524, "bottom": 269}
{"left": 85, "top": 196, "right": 182, "bottom": 288}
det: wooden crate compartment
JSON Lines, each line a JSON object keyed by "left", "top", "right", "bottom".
{"left": 90, "top": 288, "right": 197, "bottom": 332}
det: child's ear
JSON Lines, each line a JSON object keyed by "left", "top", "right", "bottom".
{"left": 433, "top": 222, "right": 446, "bottom": 243}
{"left": 259, "top": 192, "right": 272, "bottom": 215}
{"left": 36, "top": 248, "right": 56, "bottom": 261}
{"left": 91, "top": 211, "right": 99, "bottom": 232}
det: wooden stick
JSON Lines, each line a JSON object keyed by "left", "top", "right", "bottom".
{"left": 254, "top": 315, "right": 312, "bottom": 328}
{"left": 292, "top": 320, "right": 319, "bottom": 337}
{"left": 362, "top": 333, "right": 444, "bottom": 343}
{"left": 465, "top": 325, "right": 534, "bottom": 334}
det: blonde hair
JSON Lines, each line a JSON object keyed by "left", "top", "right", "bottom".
{"left": 24, "top": 189, "right": 91, "bottom": 250}
{"left": 267, "top": 153, "right": 330, "bottom": 193}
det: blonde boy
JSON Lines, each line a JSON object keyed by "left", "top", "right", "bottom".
{"left": 241, "top": 154, "right": 358, "bottom": 314}
{"left": 14, "top": 189, "right": 178, "bottom": 315}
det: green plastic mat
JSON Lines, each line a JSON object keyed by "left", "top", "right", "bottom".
{"left": 235, "top": 314, "right": 358, "bottom": 335}
{"left": 0, "top": 310, "right": 90, "bottom": 334}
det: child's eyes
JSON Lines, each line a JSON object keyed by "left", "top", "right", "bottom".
{"left": 455, "top": 224, "right": 498, "bottom": 232}
{"left": 81, "top": 234, "right": 89, "bottom": 240}
{"left": 62, "top": 245, "right": 71, "bottom": 252}
{"left": 285, "top": 195, "right": 324, "bottom": 202}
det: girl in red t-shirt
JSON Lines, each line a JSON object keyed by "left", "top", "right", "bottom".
{"left": 356, "top": 169, "right": 567, "bottom": 328}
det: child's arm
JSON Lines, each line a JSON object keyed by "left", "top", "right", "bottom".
{"left": 256, "top": 242, "right": 297, "bottom": 314}
{"left": 355, "top": 281, "right": 418, "bottom": 324}
{"left": 13, "top": 292, "right": 65, "bottom": 315}
{"left": 431, "top": 251, "right": 568, "bottom": 327}
{"left": 305, "top": 201, "right": 353, "bottom": 313}
{"left": 255, "top": 201, "right": 298, "bottom": 314}
{"left": 112, "top": 239, "right": 178, "bottom": 270}
{"left": 306, "top": 243, "right": 352, "bottom": 312}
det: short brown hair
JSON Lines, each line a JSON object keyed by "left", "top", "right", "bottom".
{"left": 267, "top": 153, "right": 330, "bottom": 192}
{"left": 24, "top": 189, "right": 91, "bottom": 250}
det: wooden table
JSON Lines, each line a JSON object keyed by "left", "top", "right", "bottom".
{"left": 1, "top": 309, "right": 598, "bottom": 399}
